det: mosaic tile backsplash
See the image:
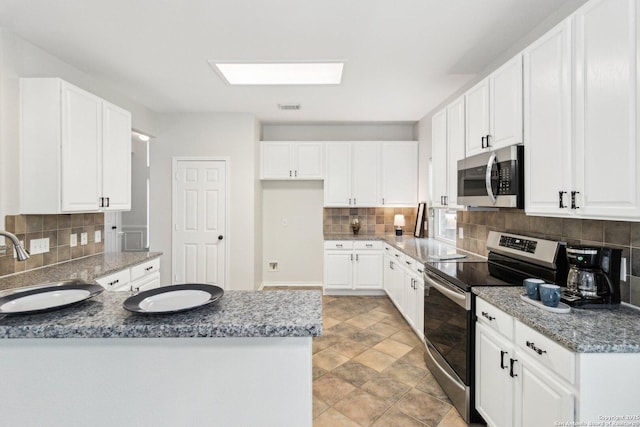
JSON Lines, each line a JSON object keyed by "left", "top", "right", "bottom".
{"left": 0, "top": 213, "right": 105, "bottom": 276}
{"left": 456, "top": 209, "right": 640, "bottom": 307}
{"left": 324, "top": 207, "right": 418, "bottom": 235}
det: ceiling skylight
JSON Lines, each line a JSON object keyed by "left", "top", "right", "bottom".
{"left": 210, "top": 61, "right": 344, "bottom": 85}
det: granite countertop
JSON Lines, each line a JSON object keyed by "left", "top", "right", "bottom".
{"left": 473, "top": 287, "right": 640, "bottom": 353}
{"left": 324, "top": 234, "right": 486, "bottom": 264}
{"left": 0, "top": 289, "right": 322, "bottom": 339}
{"left": 0, "top": 252, "right": 163, "bottom": 292}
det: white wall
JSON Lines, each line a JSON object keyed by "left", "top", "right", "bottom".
{"left": 262, "top": 181, "right": 324, "bottom": 286}
{"left": 0, "top": 27, "right": 157, "bottom": 230}
{"left": 260, "top": 123, "right": 415, "bottom": 285}
{"left": 149, "top": 113, "right": 260, "bottom": 290}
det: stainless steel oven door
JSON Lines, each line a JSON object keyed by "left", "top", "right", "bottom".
{"left": 423, "top": 269, "right": 472, "bottom": 422}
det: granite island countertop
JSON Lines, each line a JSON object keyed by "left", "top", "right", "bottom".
{"left": 0, "top": 252, "right": 163, "bottom": 292}
{"left": 0, "top": 289, "right": 322, "bottom": 339}
{"left": 473, "top": 286, "right": 640, "bottom": 353}
{"left": 324, "top": 234, "right": 486, "bottom": 263}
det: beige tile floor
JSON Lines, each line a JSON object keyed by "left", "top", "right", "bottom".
{"left": 264, "top": 287, "right": 469, "bottom": 427}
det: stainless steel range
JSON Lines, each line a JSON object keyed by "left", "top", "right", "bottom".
{"left": 422, "top": 231, "right": 567, "bottom": 423}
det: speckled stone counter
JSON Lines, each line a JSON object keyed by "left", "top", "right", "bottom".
{"left": 0, "top": 252, "right": 163, "bottom": 292}
{"left": 0, "top": 289, "right": 322, "bottom": 339}
{"left": 324, "top": 234, "right": 486, "bottom": 263}
{"left": 473, "top": 287, "right": 640, "bottom": 353}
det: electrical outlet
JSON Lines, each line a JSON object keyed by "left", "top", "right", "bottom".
{"left": 29, "top": 238, "right": 50, "bottom": 255}
{"left": 95, "top": 230, "right": 102, "bottom": 243}
{"left": 70, "top": 234, "right": 77, "bottom": 247}
{"left": 268, "top": 261, "right": 279, "bottom": 271}
{"left": 80, "top": 232, "right": 88, "bottom": 246}
{"left": 458, "top": 227, "right": 464, "bottom": 239}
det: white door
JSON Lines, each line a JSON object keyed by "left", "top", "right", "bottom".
{"left": 446, "top": 97, "right": 465, "bottom": 208}
{"left": 352, "top": 142, "right": 380, "bottom": 206}
{"left": 574, "top": 0, "right": 640, "bottom": 219}
{"left": 262, "top": 142, "right": 292, "bottom": 179}
{"left": 524, "top": 19, "right": 572, "bottom": 216}
{"left": 465, "top": 79, "right": 490, "bottom": 156}
{"left": 324, "top": 142, "right": 352, "bottom": 206}
{"left": 323, "top": 251, "right": 352, "bottom": 290}
{"left": 431, "top": 109, "right": 448, "bottom": 207}
{"left": 61, "top": 82, "right": 101, "bottom": 212}
{"left": 104, "top": 211, "right": 122, "bottom": 252}
{"left": 353, "top": 251, "right": 383, "bottom": 290}
{"left": 101, "top": 101, "right": 132, "bottom": 210}
{"left": 489, "top": 55, "right": 524, "bottom": 150}
{"left": 173, "top": 159, "right": 227, "bottom": 288}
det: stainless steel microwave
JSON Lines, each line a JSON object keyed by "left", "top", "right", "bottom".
{"left": 457, "top": 144, "right": 524, "bottom": 208}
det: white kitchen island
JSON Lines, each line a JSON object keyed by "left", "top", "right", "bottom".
{"left": 0, "top": 290, "right": 322, "bottom": 427}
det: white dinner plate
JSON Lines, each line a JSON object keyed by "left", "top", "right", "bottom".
{"left": 123, "top": 284, "right": 224, "bottom": 314}
{"left": 0, "top": 281, "right": 104, "bottom": 315}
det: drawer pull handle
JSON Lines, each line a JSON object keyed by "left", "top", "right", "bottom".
{"left": 526, "top": 341, "right": 547, "bottom": 355}
{"left": 481, "top": 311, "right": 495, "bottom": 321}
{"left": 366, "top": 244, "right": 373, "bottom": 248}
{"left": 336, "top": 244, "right": 343, "bottom": 248}
{"left": 406, "top": 261, "right": 411, "bottom": 265}
{"left": 500, "top": 350, "right": 508, "bottom": 369}
{"left": 417, "top": 268, "right": 423, "bottom": 273}
{"left": 509, "top": 358, "right": 518, "bottom": 378}
{"left": 395, "top": 254, "right": 400, "bottom": 258}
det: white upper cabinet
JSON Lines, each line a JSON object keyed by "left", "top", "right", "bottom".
{"left": 324, "top": 141, "right": 418, "bottom": 207}
{"left": 524, "top": 19, "right": 573, "bottom": 216}
{"left": 466, "top": 55, "right": 523, "bottom": 157}
{"left": 380, "top": 142, "right": 418, "bottom": 206}
{"left": 525, "top": 0, "right": 640, "bottom": 221}
{"left": 101, "top": 101, "right": 132, "bottom": 211}
{"left": 573, "top": 0, "right": 640, "bottom": 219}
{"left": 20, "top": 78, "right": 132, "bottom": 214}
{"left": 261, "top": 141, "right": 323, "bottom": 180}
{"left": 432, "top": 98, "right": 464, "bottom": 209}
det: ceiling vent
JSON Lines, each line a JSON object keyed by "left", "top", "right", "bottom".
{"left": 278, "top": 103, "right": 301, "bottom": 111}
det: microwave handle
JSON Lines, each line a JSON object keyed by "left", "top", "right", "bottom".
{"left": 485, "top": 152, "right": 497, "bottom": 205}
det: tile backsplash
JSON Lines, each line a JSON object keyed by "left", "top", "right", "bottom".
{"left": 0, "top": 213, "right": 104, "bottom": 276}
{"left": 457, "top": 209, "right": 640, "bottom": 307}
{"left": 324, "top": 207, "right": 418, "bottom": 235}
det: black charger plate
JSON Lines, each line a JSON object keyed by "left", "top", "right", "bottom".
{"left": 123, "top": 283, "right": 224, "bottom": 314}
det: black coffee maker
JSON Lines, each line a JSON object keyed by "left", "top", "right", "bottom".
{"left": 561, "top": 245, "right": 622, "bottom": 309}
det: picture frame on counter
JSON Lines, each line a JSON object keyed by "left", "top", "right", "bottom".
{"left": 414, "top": 202, "right": 426, "bottom": 238}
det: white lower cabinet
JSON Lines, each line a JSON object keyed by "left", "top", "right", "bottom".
{"left": 96, "top": 258, "right": 162, "bottom": 292}
{"left": 382, "top": 243, "right": 424, "bottom": 340}
{"left": 476, "top": 297, "right": 640, "bottom": 426}
{"left": 324, "top": 241, "right": 383, "bottom": 292}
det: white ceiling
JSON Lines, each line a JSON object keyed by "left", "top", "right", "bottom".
{"left": 0, "top": 0, "right": 573, "bottom": 122}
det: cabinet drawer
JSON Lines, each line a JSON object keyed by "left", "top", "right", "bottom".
{"left": 96, "top": 269, "right": 131, "bottom": 291}
{"left": 324, "top": 241, "right": 354, "bottom": 250}
{"left": 476, "top": 298, "right": 514, "bottom": 340}
{"left": 515, "top": 320, "right": 575, "bottom": 384}
{"left": 131, "top": 258, "right": 160, "bottom": 281}
{"left": 353, "top": 241, "right": 382, "bottom": 250}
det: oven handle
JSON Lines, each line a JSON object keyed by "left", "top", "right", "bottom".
{"left": 485, "top": 151, "right": 497, "bottom": 205}
{"left": 423, "top": 271, "right": 468, "bottom": 310}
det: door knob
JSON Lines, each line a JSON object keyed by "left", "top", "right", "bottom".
{"left": 218, "top": 235, "right": 224, "bottom": 240}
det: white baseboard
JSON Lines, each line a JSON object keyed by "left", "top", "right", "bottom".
{"left": 260, "top": 282, "right": 323, "bottom": 290}
{"left": 323, "top": 289, "right": 386, "bottom": 296}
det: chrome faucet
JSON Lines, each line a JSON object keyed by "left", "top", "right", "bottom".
{"left": 0, "top": 231, "right": 30, "bottom": 261}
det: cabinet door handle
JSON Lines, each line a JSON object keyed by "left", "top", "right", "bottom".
{"left": 481, "top": 136, "right": 486, "bottom": 149}
{"left": 99, "top": 197, "right": 104, "bottom": 207}
{"left": 354, "top": 198, "right": 357, "bottom": 205}
{"left": 444, "top": 196, "right": 448, "bottom": 206}
{"left": 350, "top": 254, "right": 354, "bottom": 261}
{"left": 526, "top": 340, "right": 547, "bottom": 355}
{"left": 295, "top": 170, "right": 297, "bottom": 177}
{"left": 355, "top": 254, "right": 359, "bottom": 261}
{"left": 481, "top": 311, "right": 495, "bottom": 321}
{"left": 349, "top": 198, "right": 352, "bottom": 205}
{"left": 289, "top": 170, "right": 292, "bottom": 177}
{"left": 558, "top": 191, "right": 567, "bottom": 209}
{"left": 382, "top": 198, "right": 385, "bottom": 205}
{"left": 390, "top": 261, "right": 394, "bottom": 270}
{"left": 571, "top": 191, "right": 580, "bottom": 209}
{"left": 500, "top": 350, "right": 508, "bottom": 369}
{"left": 486, "top": 134, "right": 491, "bottom": 148}
{"left": 509, "top": 358, "right": 518, "bottom": 377}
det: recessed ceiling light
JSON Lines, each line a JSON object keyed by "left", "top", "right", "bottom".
{"left": 209, "top": 61, "right": 344, "bottom": 85}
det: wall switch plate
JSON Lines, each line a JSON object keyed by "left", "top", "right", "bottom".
{"left": 80, "top": 232, "right": 88, "bottom": 246}
{"left": 29, "top": 238, "right": 50, "bottom": 255}
{"left": 70, "top": 234, "right": 77, "bottom": 247}
{"left": 95, "top": 230, "right": 102, "bottom": 243}
{"left": 458, "top": 227, "right": 464, "bottom": 239}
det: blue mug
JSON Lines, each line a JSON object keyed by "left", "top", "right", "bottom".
{"left": 523, "top": 278, "right": 544, "bottom": 300}
{"left": 539, "top": 284, "right": 561, "bottom": 307}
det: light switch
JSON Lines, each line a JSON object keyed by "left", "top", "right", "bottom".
{"left": 70, "top": 234, "right": 77, "bottom": 247}
{"left": 80, "top": 232, "right": 88, "bottom": 246}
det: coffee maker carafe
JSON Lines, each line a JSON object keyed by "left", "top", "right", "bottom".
{"left": 562, "top": 246, "right": 622, "bottom": 308}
